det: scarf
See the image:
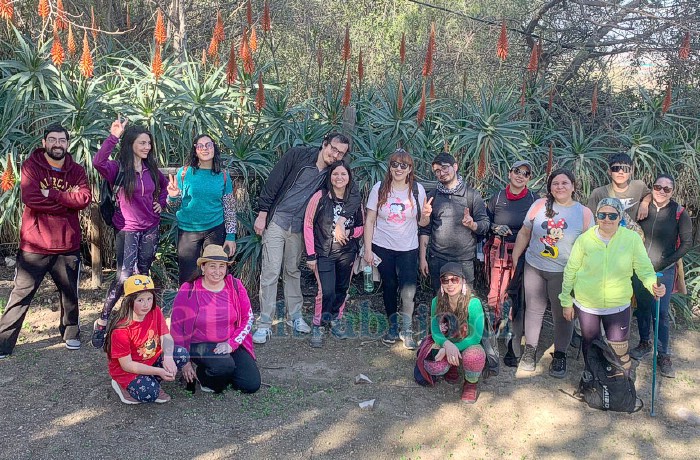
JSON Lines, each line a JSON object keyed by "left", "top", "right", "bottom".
{"left": 437, "top": 174, "right": 465, "bottom": 195}
{"left": 505, "top": 184, "right": 528, "bottom": 201}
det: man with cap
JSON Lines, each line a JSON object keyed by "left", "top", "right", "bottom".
{"left": 419, "top": 152, "right": 490, "bottom": 293}
{"left": 484, "top": 160, "right": 537, "bottom": 366}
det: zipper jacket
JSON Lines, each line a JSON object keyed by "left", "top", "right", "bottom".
{"left": 303, "top": 189, "right": 364, "bottom": 259}
{"left": 638, "top": 199, "right": 693, "bottom": 272}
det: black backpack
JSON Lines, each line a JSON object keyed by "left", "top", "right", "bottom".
{"left": 99, "top": 167, "right": 124, "bottom": 228}
{"left": 575, "top": 338, "right": 641, "bottom": 413}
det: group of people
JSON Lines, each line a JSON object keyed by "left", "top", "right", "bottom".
{"left": 0, "top": 122, "right": 692, "bottom": 407}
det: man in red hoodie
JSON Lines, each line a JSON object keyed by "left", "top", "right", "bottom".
{"left": 0, "top": 123, "right": 91, "bottom": 358}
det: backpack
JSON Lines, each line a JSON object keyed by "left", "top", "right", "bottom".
{"left": 99, "top": 167, "right": 125, "bottom": 228}
{"left": 574, "top": 338, "right": 642, "bottom": 413}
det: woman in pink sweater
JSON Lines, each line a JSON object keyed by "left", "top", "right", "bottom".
{"left": 171, "top": 245, "right": 260, "bottom": 394}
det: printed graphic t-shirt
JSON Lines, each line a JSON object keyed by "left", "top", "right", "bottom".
{"left": 108, "top": 306, "right": 169, "bottom": 388}
{"left": 366, "top": 181, "right": 426, "bottom": 251}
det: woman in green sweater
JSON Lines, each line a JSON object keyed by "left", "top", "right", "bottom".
{"left": 414, "top": 262, "right": 485, "bottom": 403}
{"left": 560, "top": 198, "right": 665, "bottom": 377}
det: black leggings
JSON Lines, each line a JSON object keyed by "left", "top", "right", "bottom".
{"left": 189, "top": 343, "right": 261, "bottom": 394}
{"left": 372, "top": 244, "right": 418, "bottom": 332}
{"left": 177, "top": 223, "right": 225, "bottom": 284}
{"left": 316, "top": 250, "right": 356, "bottom": 325}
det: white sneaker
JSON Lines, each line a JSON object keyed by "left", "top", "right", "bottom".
{"left": 65, "top": 339, "right": 81, "bottom": 350}
{"left": 252, "top": 327, "right": 272, "bottom": 344}
{"left": 290, "top": 317, "right": 311, "bottom": 334}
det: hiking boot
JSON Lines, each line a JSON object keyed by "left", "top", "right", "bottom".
{"left": 155, "top": 388, "right": 172, "bottom": 403}
{"left": 381, "top": 329, "right": 399, "bottom": 345}
{"left": 399, "top": 330, "right": 417, "bottom": 350}
{"left": 309, "top": 325, "right": 324, "bottom": 348}
{"left": 549, "top": 352, "right": 567, "bottom": 379}
{"left": 111, "top": 380, "right": 140, "bottom": 405}
{"left": 518, "top": 345, "right": 537, "bottom": 372}
{"left": 630, "top": 340, "right": 652, "bottom": 360}
{"left": 657, "top": 354, "right": 676, "bottom": 378}
{"left": 288, "top": 317, "right": 312, "bottom": 334}
{"left": 444, "top": 366, "right": 461, "bottom": 384}
{"left": 91, "top": 320, "right": 107, "bottom": 349}
{"left": 65, "top": 339, "right": 81, "bottom": 350}
{"left": 252, "top": 327, "right": 272, "bottom": 344}
{"left": 461, "top": 382, "right": 479, "bottom": 404}
{"left": 330, "top": 321, "right": 349, "bottom": 340}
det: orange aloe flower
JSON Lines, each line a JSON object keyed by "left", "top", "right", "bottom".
{"left": 527, "top": 42, "right": 538, "bottom": 73}
{"left": 341, "top": 69, "right": 352, "bottom": 107}
{"left": 422, "top": 23, "right": 435, "bottom": 77}
{"left": 38, "top": 0, "right": 49, "bottom": 20}
{"left": 1, "top": 153, "right": 15, "bottom": 192}
{"left": 0, "top": 0, "right": 14, "bottom": 22}
{"left": 357, "top": 50, "right": 364, "bottom": 82}
{"left": 662, "top": 83, "right": 672, "bottom": 114}
{"left": 56, "top": 0, "right": 67, "bottom": 30}
{"left": 397, "top": 80, "right": 404, "bottom": 112}
{"left": 246, "top": 0, "right": 253, "bottom": 27}
{"left": 241, "top": 29, "right": 254, "bottom": 75}
{"left": 591, "top": 83, "right": 598, "bottom": 117}
{"left": 214, "top": 11, "right": 225, "bottom": 43}
{"left": 152, "top": 44, "right": 164, "bottom": 80}
{"left": 250, "top": 27, "right": 258, "bottom": 52}
{"left": 262, "top": 0, "right": 271, "bottom": 32}
{"left": 126, "top": 3, "right": 131, "bottom": 29}
{"left": 400, "top": 32, "right": 406, "bottom": 65}
{"left": 496, "top": 21, "right": 508, "bottom": 60}
{"left": 679, "top": 32, "right": 691, "bottom": 60}
{"left": 51, "top": 26, "right": 66, "bottom": 68}
{"left": 91, "top": 6, "right": 98, "bottom": 40}
{"left": 154, "top": 8, "right": 167, "bottom": 45}
{"left": 226, "top": 40, "right": 238, "bottom": 85}
{"left": 67, "top": 23, "right": 77, "bottom": 56}
{"left": 342, "top": 24, "right": 351, "bottom": 62}
{"left": 477, "top": 145, "right": 486, "bottom": 179}
{"left": 79, "top": 31, "right": 94, "bottom": 78}
{"left": 417, "top": 82, "right": 426, "bottom": 125}
{"left": 256, "top": 73, "right": 266, "bottom": 111}
{"left": 207, "top": 35, "right": 219, "bottom": 58}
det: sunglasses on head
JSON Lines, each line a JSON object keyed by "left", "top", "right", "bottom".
{"left": 610, "top": 165, "right": 631, "bottom": 173}
{"left": 511, "top": 168, "right": 531, "bottom": 178}
{"left": 653, "top": 184, "right": 673, "bottom": 193}
{"left": 440, "top": 276, "right": 461, "bottom": 285}
{"left": 596, "top": 212, "right": 619, "bottom": 221}
{"left": 390, "top": 161, "right": 410, "bottom": 170}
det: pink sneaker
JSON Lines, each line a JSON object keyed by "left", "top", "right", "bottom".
{"left": 155, "top": 388, "right": 172, "bottom": 403}
{"left": 461, "top": 382, "right": 479, "bottom": 404}
{"left": 111, "top": 380, "right": 140, "bottom": 405}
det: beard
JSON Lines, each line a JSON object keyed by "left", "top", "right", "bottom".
{"left": 45, "top": 147, "right": 66, "bottom": 161}
{"left": 438, "top": 174, "right": 454, "bottom": 185}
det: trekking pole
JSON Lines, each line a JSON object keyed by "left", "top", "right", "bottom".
{"left": 650, "top": 272, "right": 663, "bottom": 417}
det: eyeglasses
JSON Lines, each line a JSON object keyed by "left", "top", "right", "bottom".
{"left": 329, "top": 144, "right": 348, "bottom": 158}
{"left": 440, "top": 276, "right": 461, "bottom": 285}
{"left": 46, "top": 137, "right": 68, "bottom": 144}
{"left": 511, "top": 168, "right": 531, "bottom": 178}
{"left": 390, "top": 161, "right": 410, "bottom": 170}
{"left": 596, "top": 212, "right": 619, "bottom": 221}
{"left": 195, "top": 141, "right": 214, "bottom": 150}
{"left": 432, "top": 163, "right": 452, "bottom": 175}
{"left": 653, "top": 184, "right": 673, "bottom": 193}
{"left": 610, "top": 165, "right": 631, "bottom": 173}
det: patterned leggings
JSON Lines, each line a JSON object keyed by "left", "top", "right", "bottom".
{"left": 423, "top": 345, "right": 486, "bottom": 383}
{"left": 126, "top": 346, "right": 189, "bottom": 402}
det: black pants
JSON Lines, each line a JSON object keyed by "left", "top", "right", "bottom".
{"left": 190, "top": 343, "right": 261, "bottom": 394}
{"left": 317, "top": 250, "right": 356, "bottom": 325}
{"left": 0, "top": 250, "right": 81, "bottom": 355}
{"left": 372, "top": 244, "right": 418, "bottom": 332}
{"left": 177, "top": 223, "right": 225, "bottom": 284}
{"left": 428, "top": 254, "right": 474, "bottom": 295}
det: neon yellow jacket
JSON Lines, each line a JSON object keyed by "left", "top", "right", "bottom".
{"left": 560, "top": 226, "right": 657, "bottom": 310}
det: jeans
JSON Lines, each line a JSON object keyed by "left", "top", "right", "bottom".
{"left": 177, "top": 223, "right": 226, "bottom": 284}
{"left": 633, "top": 265, "right": 675, "bottom": 354}
{"left": 126, "top": 346, "right": 190, "bottom": 402}
{"left": 313, "top": 250, "right": 356, "bottom": 326}
{"left": 189, "top": 343, "right": 261, "bottom": 393}
{"left": 428, "top": 255, "right": 474, "bottom": 295}
{"left": 372, "top": 244, "right": 418, "bottom": 332}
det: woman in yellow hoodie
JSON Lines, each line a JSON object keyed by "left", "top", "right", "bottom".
{"left": 559, "top": 198, "right": 665, "bottom": 376}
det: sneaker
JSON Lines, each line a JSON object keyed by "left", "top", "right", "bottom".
{"left": 155, "top": 388, "right": 172, "bottom": 403}
{"left": 111, "top": 379, "right": 140, "bottom": 405}
{"left": 503, "top": 340, "right": 519, "bottom": 368}
{"left": 549, "top": 352, "right": 567, "bottom": 379}
{"left": 381, "top": 329, "right": 399, "bottom": 345}
{"left": 444, "top": 366, "right": 461, "bottom": 384}
{"left": 309, "top": 325, "right": 324, "bottom": 348}
{"left": 330, "top": 321, "right": 349, "bottom": 340}
{"left": 91, "top": 320, "right": 107, "bottom": 349}
{"left": 657, "top": 354, "right": 676, "bottom": 378}
{"left": 199, "top": 382, "right": 215, "bottom": 393}
{"left": 290, "top": 317, "right": 312, "bottom": 334}
{"left": 461, "top": 381, "right": 479, "bottom": 403}
{"left": 399, "top": 330, "right": 417, "bottom": 350}
{"left": 0, "top": 354, "right": 8, "bottom": 360}
{"left": 630, "top": 340, "right": 653, "bottom": 360}
{"left": 252, "top": 327, "right": 272, "bottom": 344}
{"left": 65, "top": 339, "right": 81, "bottom": 350}
{"left": 518, "top": 345, "right": 537, "bottom": 372}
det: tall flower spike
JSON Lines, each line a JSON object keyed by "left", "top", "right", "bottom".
{"left": 662, "top": 82, "right": 672, "bottom": 114}
{"left": 38, "top": 0, "right": 49, "bottom": 20}
{"left": 417, "top": 82, "right": 426, "bottom": 125}
{"left": 226, "top": 40, "right": 238, "bottom": 85}
{"left": 67, "top": 23, "right": 77, "bottom": 56}
{"left": 342, "top": 25, "right": 351, "bottom": 62}
{"left": 256, "top": 73, "right": 266, "bottom": 111}
{"left": 422, "top": 23, "right": 435, "bottom": 77}
{"left": 357, "top": 50, "right": 364, "bottom": 82}
{"left": 214, "top": 11, "right": 225, "bottom": 43}
{"left": 207, "top": 35, "right": 219, "bottom": 58}
{"left": 397, "top": 80, "right": 403, "bottom": 112}
{"left": 527, "top": 42, "right": 538, "bottom": 73}
{"left": 0, "top": 153, "right": 15, "bottom": 192}
{"left": 262, "top": 0, "right": 271, "bottom": 33}
{"left": 679, "top": 32, "right": 691, "bottom": 60}
{"left": 246, "top": 0, "right": 253, "bottom": 27}
{"left": 477, "top": 144, "right": 486, "bottom": 179}
{"left": 241, "top": 29, "right": 254, "bottom": 75}
{"left": 154, "top": 9, "right": 167, "bottom": 45}
{"left": 429, "top": 79, "right": 435, "bottom": 99}
{"left": 0, "top": 0, "right": 14, "bottom": 22}
{"left": 400, "top": 32, "right": 406, "bottom": 64}
{"left": 250, "top": 27, "right": 258, "bottom": 52}
{"left": 520, "top": 78, "right": 526, "bottom": 108}
{"left": 496, "top": 20, "right": 508, "bottom": 60}
{"left": 201, "top": 48, "right": 207, "bottom": 66}
{"left": 79, "top": 31, "right": 94, "bottom": 78}
{"left": 56, "top": 0, "right": 67, "bottom": 30}
{"left": 126, "top": 3, "right": 131, "bottom": 29}
{"left": 51, "top": 26, "right": 66, "bottom": 68}
{"left": 316, "top": 45, "right": 323, "bottom": 69}
{"left": 152, "top": 44, "right": 164, "bottom": 81}
{"left": 546, "top": 143, "right": 553, "bottom": 177}
{"left": 91, "top": 6, "right": 98, "bottom": 40}
{"left": 341, "top": 68, "right": 352, "bottom": 107}
{"left": 591, "top": 82, "right": 598, "bottom": 117}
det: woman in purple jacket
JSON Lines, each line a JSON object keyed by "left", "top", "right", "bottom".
{"left": 171, "top": 245, "right": 260, "bottom": 394}
{"left": 91, "top": 118, "right": 168, "bottom": 348}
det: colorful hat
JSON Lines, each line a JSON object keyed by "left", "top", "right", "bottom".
{"left": 123, "top": 275, "right": 157, "bottom": 297}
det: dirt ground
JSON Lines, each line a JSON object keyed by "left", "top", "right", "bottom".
{"left": 0, "top": 266, "right": 699, "bottom": 460}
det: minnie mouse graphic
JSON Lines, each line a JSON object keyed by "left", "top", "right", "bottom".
{"left": 539, "top": 218, "right": 567, "bottom": 258}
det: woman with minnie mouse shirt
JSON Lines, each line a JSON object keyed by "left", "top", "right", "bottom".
{"left": 511, "top": 168, "right": 593, "bottom": 378}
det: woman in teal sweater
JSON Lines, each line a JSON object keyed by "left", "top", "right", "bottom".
{"left": 560, "top": 198, "right": 665, "bottom": 377}
{"left": 414, "top": 262, "right": 485, "bottom": 403}
{"left": 167, "top": 135, "right": 237, "bottom": 284}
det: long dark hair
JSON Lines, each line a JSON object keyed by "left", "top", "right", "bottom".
{"left": 103, "top": 291, "right": 156, "bottom": 355}
{"left": 187, "top": 134, "right": 223, "bottom": 174}
{"left": 435, "top": 279, "right": 473, "bottom": 338}
{"left": 545, "top": 168, "right": 576, "bottom": 218}
{"left": 378, "top": 149, "right": 416, "bottom": 210}
{"left": 119, "top": 126, "right": 160, "bottom": 201}
{"left": 325, "top": 160, "right": 352, "bottom": 201}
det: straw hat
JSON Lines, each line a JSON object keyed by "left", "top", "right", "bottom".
{"left": 196, "top": 245, "right": 233, "bottom": 267}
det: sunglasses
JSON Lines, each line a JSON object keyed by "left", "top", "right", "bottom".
{"left": 390, "top": 161, "right": 410, "bottom": 170}
{"left": 440, "top": 276, "right": 461, "bottom": 285}
{"left": 653, "top": 184, "right": 673, "bottom": 193}
{"left": 610, "top": 165, "right": 631, "bottom": 173}
{"left": 596, "top": 212, "right": 619, "bottom": 221}
{"left": 195, "top": 141, "right": 214, "bottom": 150}
{"left": 511, "top": 168, "right": 531, "bottom": 178}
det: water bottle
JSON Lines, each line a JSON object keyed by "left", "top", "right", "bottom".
{"left": 363, "top": 265, "right": 374, "bottom": 293}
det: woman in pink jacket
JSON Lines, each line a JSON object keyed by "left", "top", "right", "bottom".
{"left": 171, "top": 245, "right": 259, "bottom": 394}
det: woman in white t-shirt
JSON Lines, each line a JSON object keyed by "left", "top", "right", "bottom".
{"left": 364, "top": 149, "right": 428, "bottom": 349}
